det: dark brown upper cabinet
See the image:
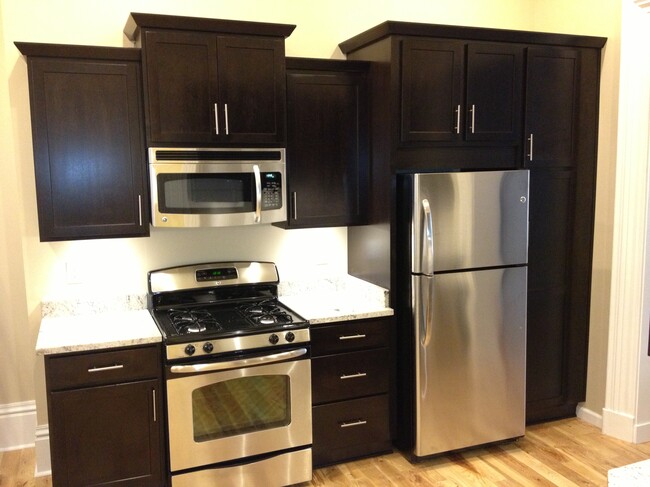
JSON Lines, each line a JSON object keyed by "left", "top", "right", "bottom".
{"left": 15, "top": 42, "right": 149, "bottom": 242}
{"left": 124, "top": 13, "right": 295, "bottom": 147}
{"left": 524, "top": 47, "right": 580, "bottom": 169}
{"left": 281, "top": 58, "right": 369, "bottom": 229}
{"left": 401, "top": 39, "right": 523, "bottom": 145}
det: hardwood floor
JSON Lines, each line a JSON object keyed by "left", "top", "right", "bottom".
{"left": 1, "top": 418, "right": 648, "bottom": 486}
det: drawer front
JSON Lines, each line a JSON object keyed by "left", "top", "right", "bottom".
{"left": 311, "top": 317, "right": 392, "bottom": 356}
{"left": 312, "top": 395, "right": 391, "bottom": 467}
{"left": 46, "top": 344, "right": 161, "bottom": 391}
{"left": 312, "top": 348, "right": 389, "bottom": 404}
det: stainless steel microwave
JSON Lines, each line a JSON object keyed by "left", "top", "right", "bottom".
{"left": 149, "top": 148, "right": 286, "bottom": 228}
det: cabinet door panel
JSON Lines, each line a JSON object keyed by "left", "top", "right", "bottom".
{"left": 49, "top": 379, "right": 163, "bottom": 486}
{"left": 400, "top": 39, "right": 463, "bottom": 142}
{"left": 28, "top": 57, "right": 148, "bottom": 240}
{"left": 466, "top": 43, "right": 523, "bottom": 141}
{"left": 286, "top": 67, "right": 368, "bottom": 227}
{"left": 217, "top": 35, "right": 285, "bottom": 144}
{"left": 143, "top": 30, "right": 218, "bottom": 144}
{"left": 524, "top": 47, "right": 579, "bottom": 168}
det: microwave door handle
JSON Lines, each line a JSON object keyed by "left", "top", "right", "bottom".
{"left": 253, "top": 164, "right": 262, "bottom": 223}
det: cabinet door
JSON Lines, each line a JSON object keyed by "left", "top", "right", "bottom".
{"left": 524, "top": 47, "right": 579, "bottom": 168}
{"left": 27, "top": 56, "right": 148, "bottom": 241}
{"left": 400, "top": 38, "right": 463, "bottom": 143}
{"left": 217, "top": 35, "right": 286, "bottom": 144}
{"left": 49, "top": 379, "right": 163, "bottom": 486}
{"left": 285, "top": 66, "right": 368, "bottom": 227}
{"left": 465, "top": 43, "right": 523, "bottom": 142}
{"left": 143, "top": 30, "right": 219, "bottom": 144}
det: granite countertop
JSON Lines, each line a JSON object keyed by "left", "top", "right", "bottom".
{"left": 36, "top": 309, "right": 161, "bottom": 355}
{"left": 279, "top": 275, "right": 393, "bottom": 324}
{"left": 37, "top": 275, "right": 393, "bottom": 355}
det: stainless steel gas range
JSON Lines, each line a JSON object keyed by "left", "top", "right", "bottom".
{"left": 147, "top": 261, "right": 312, "bottom": 487}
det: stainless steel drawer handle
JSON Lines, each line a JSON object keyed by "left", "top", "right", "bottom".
{"left": 339, "top": 334, "right": 366, "bottom": 341}
{"left": 88, "top": 364, "right": 124, "bottom": 373}
{"left": 340, "top": 372, "right": 367, "bottom": 380}
{"left": 340, "top": 419, "right": 367, "bottom": 428}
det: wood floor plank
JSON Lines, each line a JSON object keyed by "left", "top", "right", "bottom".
{"left": 2, "top": 418, "right": 649, "bottom": 486}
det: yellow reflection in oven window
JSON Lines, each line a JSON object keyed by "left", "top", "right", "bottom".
{"left": 192, "top": 375, "right": 290, "bottom": 442}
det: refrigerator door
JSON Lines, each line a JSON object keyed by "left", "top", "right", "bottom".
{"left": 413, "top": 266, "right": 527, "bottom": 457}
{"left": 411, "top": 170, "right": 529, "bottom": 274}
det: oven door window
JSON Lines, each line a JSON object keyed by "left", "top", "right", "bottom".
{"left": 158, "top": 173, "right": 254, "bottom": 214}
{"left": 192, "top": 375, "right": 290, "bottom": 442}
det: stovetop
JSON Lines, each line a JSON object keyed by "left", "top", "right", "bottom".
{"left": 151, "top": 297, "right": 308, "bottom": 344}
{"left": 147, "top": 261, "right": 310, "bottom": 361}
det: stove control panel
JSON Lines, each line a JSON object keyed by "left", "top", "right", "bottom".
{"left": 196, "top": 267, "right": 238, "bottom": 282}
{"left": 168, "top": 328, "right": 311, "bottom": 361}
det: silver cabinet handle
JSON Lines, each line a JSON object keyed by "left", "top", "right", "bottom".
{"left": 214, "top": 103, "right": 219, "bottom": 135}
{"left": 527, "top": 133, "right": 534, "bottom": 161}
{"left": 88, "top": 364, "right": 124, "bottom": 373}
{"left": 224, "top": 103, "right": 229, "bottom": 135}
{"left": 340, "top": 419, "right": 367, "bottom": 428}
{"left": 152, "top": 389, "right": 157, "bottom": 423}
{"left": 170, "top": 348, "right": 308, "bottom": 374}
{"left": 253, "top": 164, "right": 262, "bottom": 223}
{"left": 292, "top": 192, "right": 298, "bottom": 220}
{"left": 470, "top": 104, "right": 476, "bottom": 134}
{"left": 340, "top": 372, "right": 367, "bottom": 380}
{"left": 137, "top": 194, "right": 143, "bottom": 226}
{"left": 454, "top": 104, "right": 461, "bottom": 134}
{"left": 338, "top": 334, "right": 366, "bottom": 341}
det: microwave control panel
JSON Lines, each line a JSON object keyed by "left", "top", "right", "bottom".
{"left": 261, "top": 172, "right": 283, "bottom": 209}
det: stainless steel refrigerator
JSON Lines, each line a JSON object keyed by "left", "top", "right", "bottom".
{"left": 396, "top": 170, "right": 529, "bottom": 458}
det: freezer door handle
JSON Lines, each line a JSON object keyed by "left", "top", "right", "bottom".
{"left": 421, "top": 198, "right": 434, "bottom": 275}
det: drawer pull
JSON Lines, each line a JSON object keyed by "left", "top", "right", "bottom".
{"left": 88, "top": 364, "right": 124, "bottom": 373}
{"left": 340, "top": 372, "right": 367, "bottom": 380}
{"left": 340, "top": 419, "right": 367, "bottom": 428}
{"left": 339, "top": 334, "right": 366, "bottom": 341}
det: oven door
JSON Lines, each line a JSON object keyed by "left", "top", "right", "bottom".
{"left": 165, "top": 348, "right": 311, "bottom": 472}
{"left": 150, "top": 161, "right": 286, "bottom": 228}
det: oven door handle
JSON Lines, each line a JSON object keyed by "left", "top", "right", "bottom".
{"left": 169, "top": 347, "right": 308, "bottom": 374}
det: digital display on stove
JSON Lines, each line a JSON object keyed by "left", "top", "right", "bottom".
{"left": 196, "top": 267, "right": 238, "bottom": 282}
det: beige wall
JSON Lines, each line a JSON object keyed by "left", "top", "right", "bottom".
{"left": 0, "top": 0, "right": 620, "bottom": 432}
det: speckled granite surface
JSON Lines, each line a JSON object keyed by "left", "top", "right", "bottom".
{"left": 609, "top": 459, "right": 650, "bottom": 486}
{"left": 37, "top": 274, "right": 393, "bottom": 355}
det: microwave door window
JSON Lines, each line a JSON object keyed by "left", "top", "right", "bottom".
{"left": 159, "top": 174, "right": 255, "bottom": 214}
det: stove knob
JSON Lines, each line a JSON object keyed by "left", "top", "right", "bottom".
{"left": 203, "top": 342, "right": 214, "bottom": 353}
{"left": 285, "top": 332, "right": 295, "bottom": 343}
{"left": 185, "top": 344, "right": 196, "bottom": 356}
{"left": 269, "top": 333, "right": 279, "bottom": 345}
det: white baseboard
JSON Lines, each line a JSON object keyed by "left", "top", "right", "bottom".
{"left": 576, "top": 403, "right": 603, "bottom": 429}
{"left": 0, "top": 401, "right": 36, "bottom": 452}
{"left": 634, "top": 420, "right": 650, "bottom": 444}
{"left": 34, "top": 425, "right": 51, "bottom": 477}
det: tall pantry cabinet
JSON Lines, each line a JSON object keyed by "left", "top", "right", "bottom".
{"left": 340, "top": 22, "right": 606, "bottom": 424}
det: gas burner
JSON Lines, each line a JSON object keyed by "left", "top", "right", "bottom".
{"left": 241, "top": 300, "right": 294, "bottom": 326}
{"left": 168, "top": 309, "right": 222, "bottom": 335}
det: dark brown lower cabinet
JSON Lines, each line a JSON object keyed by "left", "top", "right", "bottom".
{"left": 310, "top": 317, "right": 393, "bottom": 467}
{"left": 45, "top": 344, "right": 165, "bottom": 486}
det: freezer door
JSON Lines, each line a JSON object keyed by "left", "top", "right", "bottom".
{"left": 411, "top": 170, "right": 529, "bottom": 274}
{"left": 413, "top": 266, "right": 526, "bottom": 457}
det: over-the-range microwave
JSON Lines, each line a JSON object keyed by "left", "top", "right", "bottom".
{"left": 148, "top": 148, "right": 286, "bottom": 228}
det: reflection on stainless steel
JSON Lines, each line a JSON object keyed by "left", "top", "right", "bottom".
{"left": 403, "top": 170, "right": 529, "bottom": 459}
{"left": 413, "top": 268, "right": 527, "bottom": 456}
{"left": 166, "top": 358, "right": 311, "bottom": 472}
{"left": 411, "top": 171, "right": 529, "bottom": 274}
{"left": 171, "top": 448, "right": 312, "bottom": 487}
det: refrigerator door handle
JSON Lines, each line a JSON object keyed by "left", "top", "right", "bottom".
{"left": 421, "top": 199, "right": 434, "bottom": 275}
{"left": 417, "top": 276, "right": 434, "bottom": 348}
